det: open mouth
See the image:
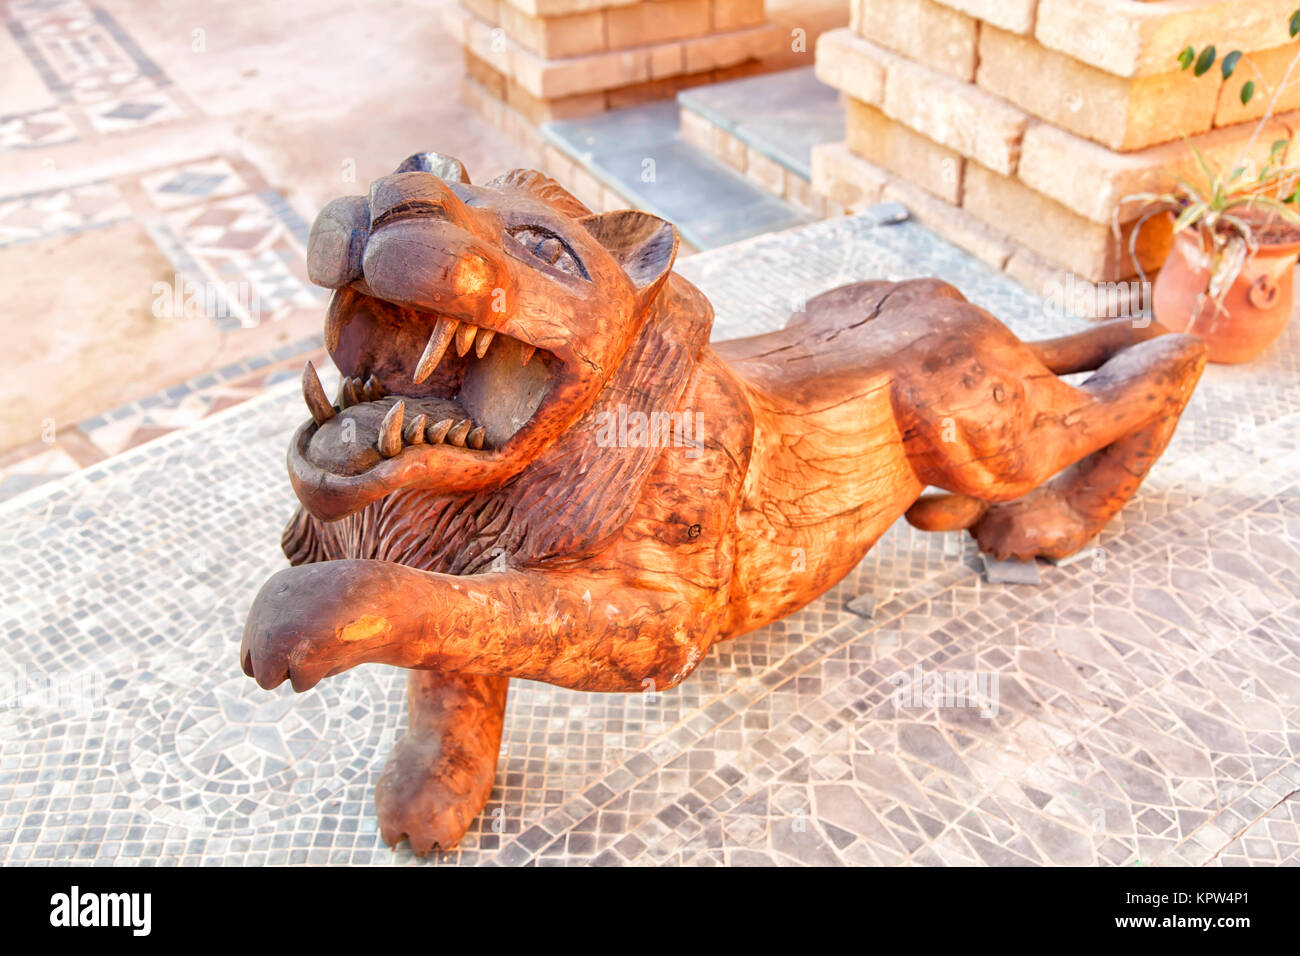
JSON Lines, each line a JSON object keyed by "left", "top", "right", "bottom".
{"left": 299, "top": 286, "right": 556, "bottom": 479}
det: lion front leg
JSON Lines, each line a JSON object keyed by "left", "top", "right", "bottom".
{"left": 240, "top": 558, "right": 723, "bottom": 851}
{"left": 375, "top": 670, "right": 509, "bottom": 855}
{"left": 240, "top": 558, "right": 720, "bottom": 693}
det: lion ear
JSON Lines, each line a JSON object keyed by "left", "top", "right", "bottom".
{"left": 580, "top": 210, "right": 678, "bottom": 305}
{"left": 393, "top": 152, "right": 470, "bottom": 184}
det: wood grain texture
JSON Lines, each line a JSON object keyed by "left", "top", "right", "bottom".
{"left": 241, "top": 152, "right": 1206, "bottom": 853}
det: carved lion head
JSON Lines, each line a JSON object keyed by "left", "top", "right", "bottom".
{"left": 292, "top": 152, "right": 688, "bottom": 522}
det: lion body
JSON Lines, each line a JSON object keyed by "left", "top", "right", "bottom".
{"left": 243, "top": 156, "right": 1206, "bottom": 852}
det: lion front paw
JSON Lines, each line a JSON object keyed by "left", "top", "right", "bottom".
{"left": 970, "top": 487, "right": 1093, "bottom": 562}
{"left": 240, "top": 562, "right": 395, "bottom": 692}
{"left": 376, "top": 733, "right": 495, "bottom": 855}
{"left": 375, "top": 672, "right": 508, "bottom": 856}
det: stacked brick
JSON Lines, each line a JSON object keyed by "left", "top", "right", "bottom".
{"left": 812, "top": 0, "right": 1300, "bottom": 291}
{"left": 444, "top": 0, "right": 785, "bottom": 126}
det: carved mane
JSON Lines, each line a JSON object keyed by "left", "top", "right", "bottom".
{"left": 284, "top": 275, "right": 713, "bottom": 574}
{"left": 485, "top": 168, "right": 593, "bottom": 220}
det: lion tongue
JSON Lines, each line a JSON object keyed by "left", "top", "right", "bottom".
{"left": 306, "top": 395, "right": 474, "bottom": 475}
{"left": 459, "top": 335, "right": 551, "bottom": 448}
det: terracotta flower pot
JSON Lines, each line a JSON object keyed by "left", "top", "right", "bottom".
{"left": 1153, "top": 229, "right": 1300, "bottom": 364}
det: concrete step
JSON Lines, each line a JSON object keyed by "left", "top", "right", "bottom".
{"left": 541, "top": 101, "right": 811, "bottom": 251}
{"left": 676, "top": 66, "right": 844, "bottom": 187}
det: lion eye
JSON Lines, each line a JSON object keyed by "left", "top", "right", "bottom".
{"left": 535, "top": 236, "right": 563, "bottom": 263}
{"left": 507, "top": 226, "right": 585, "bottom": 278}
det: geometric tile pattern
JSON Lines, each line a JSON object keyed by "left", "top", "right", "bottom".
{"left": 1, "top": 1, "right": 322, "bottom": 330}
{"left": 0, "top": 0, "right": 187, "bottom": 154}
{"left": 0, "top": 5, "right": 317, "bottom": 490}
{"left": 84, "top": 89, "right": 186, "bottom": 133}
{"left": 0, "top": 444, "right": 81, "bottom": 503}
{"left": 161, "top": 191, "right": 323, "bottom": 329}
{"left": 0, "top": 0, "right": 326, "bottom": 495}
{"left": 0, "top": 214, "right": 1297, "bottom": 866}
{"left": 4, "top": 0, "right": 167, "bottom": 106}
{"left": 0, "top": 180, "right": 130, "bottom": 247}
{"left": 0, "top": 106, "right": 77, "bottom": 151}
{"left": 0, "top": 336, "right": 326, "bottom": 506}
{"left": 139, "top": 157, "right": 248, "bottom": 210}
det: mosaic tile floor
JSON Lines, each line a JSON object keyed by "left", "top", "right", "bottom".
{"left": 0, "top": 0, "right": 327, "bottom": 497}
{"left": 2, "top": 0, "right": 174, "bottom": 128}
{"left": 0, "top": 337, "right": 327, "bottom": 503}
{"left": 1, "top": 0, "right": 319, "bottom": 296}
{"left": 2, "top": 214, "right": 1298, "bottom": 866}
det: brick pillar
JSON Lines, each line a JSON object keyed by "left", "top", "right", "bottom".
{"left": 812, "top": 0, "right": 1300, "bottom": 292}
{"left": 445, "top": 0, "right": 785, "bottom": 127}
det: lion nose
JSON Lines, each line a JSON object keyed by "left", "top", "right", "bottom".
{"left": 307, "top": 171, "right": 478, "bottom": 290}
{"left": 306, "top": 195, "right": 369, "bottom": 289}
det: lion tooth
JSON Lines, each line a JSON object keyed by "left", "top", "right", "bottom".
{"left": 519, "top": 344, "right": 537, "bottom": 366}
{"left": 404, "top": 413, "right": 427, "bottom": 444}
{"left": 413, "top": 318, "right": 458, "bottom": 384}
{"left": 378, "top": 400, "right": 405, "bottom": 457}
{"left": 325, "top": 291, "right": 351, "bottom": 352}
{"left": 446, "top": 419, "right": 472, "bottom": 447}
{"left": 302, "top": 361, "right": 335, "bottom": 426}
{"left": 364, "top": 375, "right": 385, "bottom": 401}
{"left": 475, "top": 328, "right": 495, "bottom": 358}
{"left": 455, "top": 323, "right": 478, "bottom": 357}
{"left": 341, "top": 376, "right": 360, "bottom": 406}
{"left": 425, "top": 418, "right": 453, "bottom": 444}
{"left": 467, "top": 425, "right": 486, "bottom": 450}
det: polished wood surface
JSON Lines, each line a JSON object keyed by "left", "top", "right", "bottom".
{"left": 241, "top": 153, "right": 1206, "bottom": 853}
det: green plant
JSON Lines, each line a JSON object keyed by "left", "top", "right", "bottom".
{"left": 1176, "top": 9, "right": 1300, "bottom": 108}
{"left": 1122, "top": 9, "right": 1300, "bottom": 313}
{"left": 1123, "top": 140, "right": 1300, "bottom": 308}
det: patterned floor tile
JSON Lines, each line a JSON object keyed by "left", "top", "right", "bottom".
{"left": 83, "top": 88, "right": 186, "bottom": 133}
{"left": 159, "top": 191, "right": 323, "bottom": 328}
{"left": 0, "top": 180, "right": 130, "bottom": 246}
{"left": 0, "top": 106, "right": 77, "bottom": 150}
{"left": 138, "top": 157, "right": 250, "bottom": 210}
{"left": 0, "top": 444, "right": 79, "bottom": 499}
{"left": 4, "top": 0, "right": 166, "bottom": 106}
{"left": 0, "top": 213, "right": 1297, "bottom": 867}
{"left": 0, "top": 338, "right": 327, "bottom": 506}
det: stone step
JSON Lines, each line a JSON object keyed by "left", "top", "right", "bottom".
{"left": 541, "top": 100, "right": 811, "bottom": 250}
{"left": 677, "top": 66, "right": 844, "bottom": 190}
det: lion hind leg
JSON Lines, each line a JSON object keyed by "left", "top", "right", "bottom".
{"left": 1027, "top": 317, "right": 1170, "bottom": 375}
{"left": 905, "top": 492, "right": 988, "bottom": 532}
{"left": 375, "top": 671, "right": 509, "bottom": 856}
{"left": 970, "top": 333, "right": 1206, "bottom": 561}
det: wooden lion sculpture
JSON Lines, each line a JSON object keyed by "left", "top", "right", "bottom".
{"left": 241, "top": 152, "right": 1206, "bottom": 853}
